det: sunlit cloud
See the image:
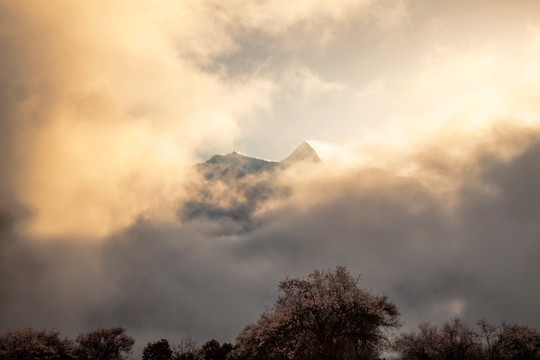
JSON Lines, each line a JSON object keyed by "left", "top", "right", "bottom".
{"left": 1, "top": 0, "right": 540, "bottom": 353}
{"left": 1, "top": 0, "right": 414, "bottom": 239}
{"left": 2, "top": 1, "right": 280, "bottom": 238}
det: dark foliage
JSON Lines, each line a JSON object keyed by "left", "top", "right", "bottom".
{"left": 74, "top": 327, "right": 134, "bottom": 360}
{"left": 201, "top": 339, "right": 233, "bottom": 360}
{"left": 143, "top": 339, "right": 173, "bottom": 360}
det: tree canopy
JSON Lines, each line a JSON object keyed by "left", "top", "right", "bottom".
{"left": 143, "top": 339, "right": 173, "bottom": 360}
{"left": 230, "top": 266, "right": 400, "bottom": 360}
{"left": 0, "top": 328, "right": 74, "bottom": 360}
{"left": 74, "top": 327, "right": 134, "bottom": 360}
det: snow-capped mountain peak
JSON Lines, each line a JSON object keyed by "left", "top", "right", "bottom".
{"left": 280, "top": 141, "right": 321, "bottom": 167}
{"left": 196, "top": 142, "right": 322, "bottom": 180}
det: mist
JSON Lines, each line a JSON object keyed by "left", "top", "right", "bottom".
{"left": 1, "top": 0, "right": 540, "bottom": 356}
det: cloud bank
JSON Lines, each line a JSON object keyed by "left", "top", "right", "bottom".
{"left": 1, "top": 0, "right": 540, "bottom": 355}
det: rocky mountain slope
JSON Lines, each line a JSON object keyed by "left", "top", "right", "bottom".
{"left": 179, "top": 142, "right": 322, "bottom": 234}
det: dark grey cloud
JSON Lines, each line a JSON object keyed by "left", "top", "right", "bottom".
{"left": 3, "top": 2, "right": 540, "bottom": 358}
{"left": 1, "top": 133, "right": 539, "bottom": 358}
{"left": 456, "top": 142, "right": 540, "bottom": 325}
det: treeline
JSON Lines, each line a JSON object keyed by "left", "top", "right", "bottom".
{"left": 0, "top": 326, "right": 232, "bottom": 360}
{"left": 1, "top": 266, "right": 539, "bottom": 360}
{"left": 144, "top": 337, "right": 233, "bottom": 360}
{"left": 395, "top": 318, "right": 540, "bottom": 360}
{"left": 143, "top": 318, "right": 540, "bottom": 360}
{"left": 0, "top": 326, "right": 133, "bottom": 360}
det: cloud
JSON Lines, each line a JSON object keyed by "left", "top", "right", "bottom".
{"left": 1, "top": 0, "right": 540, "bottom": 356}
{"left": 0, "top": 0, "right": 411, "bottom": 239}
{"left": 283, "top": 66, "right": 345, "bottom": 103}
{"left": 2, "top": 125, "right": 539, "bottom": 352}
{"left": 0, "top": 1, "right": 279, "bottom": 238}
{"left": 368, "top": 0, "right": 409, "bottom": 31}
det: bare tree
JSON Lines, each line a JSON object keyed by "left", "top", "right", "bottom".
{"left": 478, "top": 319, "right": 499, "bottom": 360}
{"left": 394, "top": 322, "right": 443, "bottom": 360}
{"left": 174, "top": 336, "right": 202, "bottom": 360}
{"left": 439, "top": 319, "right": 480, "bottom": 360}
{"left": 395, "top": 319, "right": 540, "bottom": 360}
{"left": 492, "top": 323, "right": 540, "bottom": 360}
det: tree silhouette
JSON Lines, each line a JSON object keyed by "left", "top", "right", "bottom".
{"left": 0, "top": 328, "right": 74, "bottom": 360}
{"left": 201, "top": 339, "right": 233, "bottom": 360}
{"left": 230, "top": 266, "right": 400, "bottom": 360}
{"left": 492, "top": 322, "right": 540, "bottom": 360}
{"left": 143, "top": 339, "right": 173, "bottom": 360}
{"left": 74, "top": 326, "right": 134, "bottom": 360}
{"left": 174, "top": 336, "right": 202, "bottom": 360}
{"left": 395, "top": 319, "right": 480, "bottom": 360}
{"left": 394, "top": 318, "right": 540, "bottom": 360}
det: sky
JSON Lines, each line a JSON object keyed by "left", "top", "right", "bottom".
{"left": 1, "top": 0, "right": 540, "bottom": 355}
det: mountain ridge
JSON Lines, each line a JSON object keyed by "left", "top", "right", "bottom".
{"left": 182, "top": 142, "right": 322, "bottom": 234}
{"left": 197, "top": 141, "right": 321, "bottom": 180}
{"left": 280, "top": 141, "right": 321, "bottom": 168}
